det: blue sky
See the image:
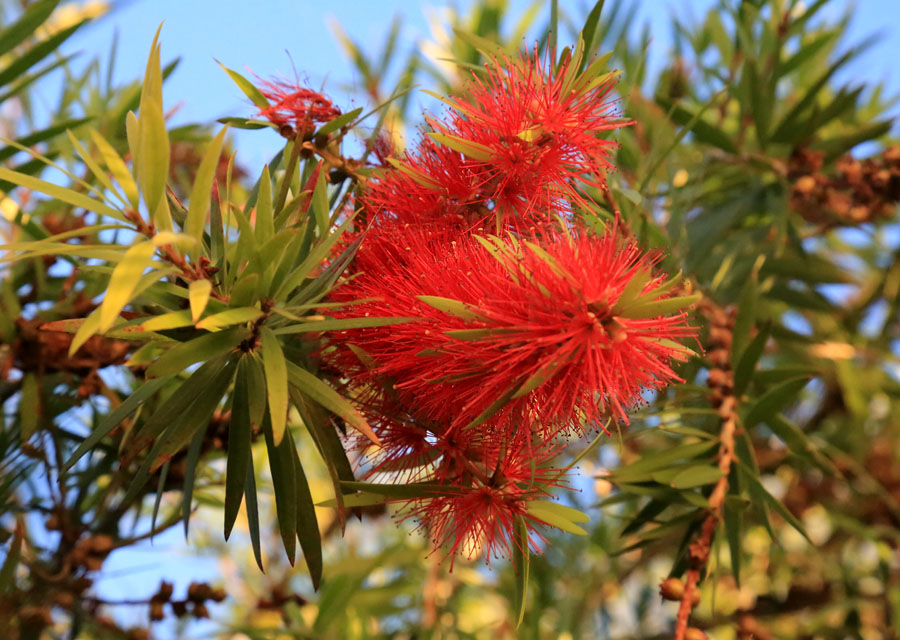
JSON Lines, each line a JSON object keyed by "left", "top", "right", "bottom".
{"left": 58, "top": 0, "right": 900, "bottom": 170}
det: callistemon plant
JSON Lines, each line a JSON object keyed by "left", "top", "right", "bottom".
{"left": 326, "top": 48, "right": 699, "bottom": 565}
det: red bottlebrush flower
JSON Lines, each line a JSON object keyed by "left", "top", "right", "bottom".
{"left": 398, "top": 437, "right": 568, "bottom": 567}
{"left": 329, "top": 220, "right": 697, "bottom": 438}
{"left": 360, "top": 49, "right": 628, "bottom": 233}
{"left": 255, "top": 77, "right": 341, "bottom": 135}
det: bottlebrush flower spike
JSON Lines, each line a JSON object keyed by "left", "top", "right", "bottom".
{"left": 361, "top": 48, "right": 628, "bottom": 232}
{"left": 255, "top": 77, "right": 341, "bottom": 136}
{"left": 399, "top": 437, "right": 568, "bottom": 567}
{"left": 329, "top": 220, "right": 698, "bottom": 439}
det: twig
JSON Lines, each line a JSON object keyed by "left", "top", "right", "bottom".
{"left": 673, "top": 299, "right": 740, "bottom": 640}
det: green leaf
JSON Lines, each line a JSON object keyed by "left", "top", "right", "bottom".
{"left": 0, "top": 0, "right": 59, "bottom": 60}
{"left": 217, "top": 61, "right": 270, "bottom": 109}
{"left": 255, "top": 165, "right": 274, "bottom": 244}
{"left": 310, "top": 167, "right": 330, "bottom": 236}
{"left": 512, "top": 515, "right": 530, "bottom": 628}
{"left": 225, "top": 358, "right": 254, "bottom": 540}
{"left": 149, "top": 359, "right": 237, "bottom": 470}
{"left": 316, "top": 492, "right": 389, "bottom": 509}
{"left": 145, "top": 326, "right": 247, "bottom": 378}
{"left": 417, "top": 295, "right": 484, "bottom": 321}
{"left": 286, "top": 362, "right": 379, "bottom": 445}
{"left": 90, "top": 128, "right": 140, "bottom": 210}
{"left": 526, "top": 502, "right": 587, "bottom": 535}
{"left": 339, "top": 481, "right": 461, "bottom": 499}
{"left": 0, "top": 21, "right": 84, "bottom": 89}
{"left": 229, "top": 273, "right": 259, "bottom": 308}
{"left": 260, "top": 328, "right": 289, "bottom": 445}
{"left": 186, "top": 126, "right": 228, "bottom": 255}
{"left": 141, "top": 309, "right": 194, "bottom": 331}
{"left": 733, "top": 324, "right": 770, "bottom": 397}
{"left": 741, "top": 377, "right": 810, "bottom": 430}
{"left": 19, "top": 373, "right": 39, "bottom": 440}
{"left": 610, "top": 441, "right": 719, "bottom": 483}
{"left": 315, "top": 106, "right": 364, "bottom": 137}
{"left": 194, "top": 307, "right": 262, "bottom": 331}
{"left": 263, "top": 412, "right": 297, "bottom": 564}
{"left": 0, "top": 118, "right": 90, "bottom": 165}
{"left": 181, "top": 423, "right": 205, "bottom": 538}
{"left": 0, "top": 167, "right": 127, "bottom": 223}
{"left": 63, "top": 376, "right": 171, "bottom": 471}
{"left": 579, "top": 1, "right": 606, "bottom": 66}
{"left": 99, "top": 241, "right": 156, "bottom": 332}
{"left": 668, "top": 465, "right": 724, "bottom": 489}
{"left": 427, "top": 132, "right": 494, "bottom": 161}
{"left": 244, "top": 453, "right": 264, "bottom": 571}
{"left": 189, "top": 280, "right": 212, "bottom": 322}
{"left": 724, "top": 494, "right": 744, "bottom": 586}
{"left": 655, "top": 95, "right": 739, "bottom": 154}
{"left": 616, "top": 294, "right": 700, "bottom": 320}
{"left": 731, "top": 273, "right": 758, "bottom": 362}
{"left": 738, "top": 461, "right": 811, "bottom": 543}
{"left": 290, "top": 432, "right": 322, "bottom": 589}
{"left": 271, "top": 316, "right": 415, "bottom": 335}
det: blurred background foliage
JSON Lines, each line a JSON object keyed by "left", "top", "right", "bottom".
{"left": 1, "top": 0, "right": 900, "bottom": 639}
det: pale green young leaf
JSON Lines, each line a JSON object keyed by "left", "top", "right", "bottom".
{"left": 90, "top": 128, "right": 140, "bottom": 210}
{"left": 189, "top": 279, "right": 212, "bottom": 322}
{"left": 99, "top": 240, "right": 156, "bottom": 332}
{"left": 0, "top": 168, "right": 127, "bottom": 223}
{"left": 186, "top": 126, "right": 228, "bottom": 256}
{"left": 195, "top": 307, "right": 262, "bottom": 331}
{"left": 260, "top": 328, "right": 288, "bottom": 445}
{"left": 255, "top": 165, "right": 274, "bottom": 244}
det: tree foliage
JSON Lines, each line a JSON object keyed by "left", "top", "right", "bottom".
{"left": 1, "top": 1, "right": 899, "bottom": 639}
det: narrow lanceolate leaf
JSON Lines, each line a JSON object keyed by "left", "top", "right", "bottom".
{"left": 216, "top": 61, "right": 270, "bottom": 109}
{"left": 90, "top": 128, "right": 140, "bottom": 210}
{"left": 63, "top": 376, "right": 171, "bottom": 471}
{"left": 616, "top": 294, "right": 701, "bottom": 320}
{"left": 526, "top": 502, "right": 588, "bottom": 535}
{"left": 182, "top": 425, "right": 206, "bottom": 538}
{"left": 668, "top": 465, "right": 724, "bottom": 489}
{"left": 141, "top": 309, "right": 194, "bottom": 331}
{"left": 225, "top": 358, "right": 254, "bottom": 539}
{"left": 150, "top": 359, "right": 237, "bottom": 470}
{"left": 741, "top": 377, "right": 810, "bottom": 430}
{"left": 512, "top": 516, "right": 530, "bottom": 628}
{"left": 417, "top": 295, "right": 485, "bottom": 321}
{"left": 146, "top": 326, "right": 247, "bottom": 378}
{"left": 310, "top": 168, "right": 329, "bottom": 236}
{"left": 733, "top": 324, "right": 770, "bottom": 397}
{"left": 290, "top": 432, "right": 322, "bottom": 589}
{"left": 186, "top": 126, "right": 228, "bottom": 255}
{"left": 0, "top": 0, "right": 59, "bottom": 60}
{"left": 0, "top": 167, "right": 127, "bottom": 222}
{"left": 286, "top": 362, "right": 379, "bottom": 445}
{"left": 138, "top": 97, "right": 170, "bottom": 227}
{"left": 264, "top": 412, "right": 297, "bottom": 564}
{"left": 99, "top": 241, "right": 156, "bottom": 332}
{"left": 255, "top": 165, "right": 274, "bottom": 245}
{"left": 244, "top": 456, "right": 264, "bottom": 570}
{"left": 189, "top": 280, "right": 212, "bottom": 322}
{"left": 427, "top": 132, "right": 494, "bottom": 161}
{"left": 20, "top": 373, "right": 39, "bottom": 441}
{"left": 260, "top": 328, "right": 289, "bottom": 445}
{"left": 194, "top": 307, "right": 262, "bottom": 331}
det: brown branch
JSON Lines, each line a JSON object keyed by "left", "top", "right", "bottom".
{"left": 673, "top": 300, "right": 740, "bottom": 640}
